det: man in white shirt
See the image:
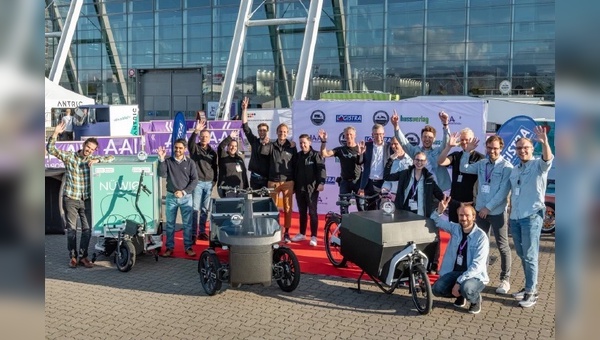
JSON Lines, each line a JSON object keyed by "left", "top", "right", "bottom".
{"left": 359, "top": 124, "right": 390, "bottom": 210}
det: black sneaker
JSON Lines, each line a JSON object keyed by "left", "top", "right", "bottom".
{"left": 198, "top": 232, "right": 209, "bottom": 241}
{"left": 468, "top": 295, "right": 482, "bottom": 314}
{"left": 453, "top": 296, "right": 466, "bottom": 307}
{"left": 284, "top": 233, "right": 291, "bottom": 244}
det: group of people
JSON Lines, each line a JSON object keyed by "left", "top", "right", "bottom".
{"left": 48, "top": 101, "right": 554, "bottom": 315}
{"left": 315, "top": 109, "right": 553, "bottom": 314}
{"left": 159, "top": 97, "right": 328, "bottom": 257}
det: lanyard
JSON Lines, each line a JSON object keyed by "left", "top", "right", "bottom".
{"left": 459, "top": 238, "right": 468, "bottom": 252}
{"left": 485, "top": 162, "right": 493, "bottom": 183}
{"left": 411, "top": 174, "right": 419, "bottom": 199}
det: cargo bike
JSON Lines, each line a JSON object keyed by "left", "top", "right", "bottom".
{"left": 90, "top": 155, "right": 163, "bottom": 272}
{"left": 198, "top": 186, "right": 300, "bottom": 295}
{"left": 326, "top": 192, "right": 435, "bottom": 315}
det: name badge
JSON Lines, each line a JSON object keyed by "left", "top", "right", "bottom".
{"left": 457, "top": 174, "right": 463, "bottom": 183}
{"left": 514, "top": 187, "right": 520, "bottom": 196}
{"left": 481, "top": 184, "right": 490, "bottom": 193}
{"left": 456, "top": 254, "right": 463, "bottom": 266}
{"left": 408, "top": 199, "right": 418, "bottom": 211}
{"left": 235, "top": 164, "right": 242, "bottom": 173}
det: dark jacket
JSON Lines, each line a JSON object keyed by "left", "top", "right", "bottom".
{"left": 242, "top": 122, "right": 270, "bottom": 178}
{"left": 158, "top": 156, "right": 198, "bottom": 194}
{"left": 384, "top": 162, "right": 445, "bottom": 217}
{"left": 294, "top": 148, "right": 326, "bottom": 194}
{"left": 188, "top": 132, "right": 218, "bottom": 184}
{"left": 261, "top": 139, "right": 297, "bottom": 182}
{"left": 360, "top": 141, "right": 391, "bottom": 189}
{"left": 217, "top": 136, "right": 249, "bottom": 189}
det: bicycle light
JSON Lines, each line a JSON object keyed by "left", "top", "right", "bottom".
{"left": 230, "top": 214, "right": 243, "bottom": 226}
{"left": 382, "top": 201, "right": 396, "bottom": 215}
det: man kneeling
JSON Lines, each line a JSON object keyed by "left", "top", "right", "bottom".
{"left": 430, "top": 196, "right": 489, "bottom": 314}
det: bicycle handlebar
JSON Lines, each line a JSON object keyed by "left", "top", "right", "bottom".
{"left": 220, "top": 186, "right": 273, "bottom": 195}
{"left": 337, "top": 192, "right": 381, "bottom": 201}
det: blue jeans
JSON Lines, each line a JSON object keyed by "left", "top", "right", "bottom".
{"left": 510, "top": 210, "right": 543, "bottom": 293}
{"left": 165, "top": 192, "right": 193, "bottom": 250}
{"left": 192, "top": 181, "right": 213, "bottom": 235}
{"left": 432, "top": 270, "right": 485, "bottom": 304}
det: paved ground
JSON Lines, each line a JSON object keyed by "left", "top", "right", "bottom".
{"left": 45, "top": 228, "right": 555, "bottom": 339}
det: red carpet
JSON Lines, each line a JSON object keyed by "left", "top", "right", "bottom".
{"left": 167, "top": 212, "right": 449, "bottom": 282}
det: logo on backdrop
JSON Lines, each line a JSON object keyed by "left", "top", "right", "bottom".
{"left": 373, "top": 110, "right": 390, "bottom": 126}
{"left": 400, "top": 115, "right": 429, "bottom": 124}
{"left": 310, "top": 110, "right": 326, "bottom": 126}
{"left": 325, "top": 176, "right": 337, "bottom": 185}
{"left": 449, "top": 115, "right": 461, "bottom": 125}
{"left": 335, "top": 115, "right": 362, "bottom": 123}
{"left": 308, "top": 134, "right": 321, "bottom": 142}
{"left": 405, "top": 132, "right": 420, "bottom": 146}
{"left": 338, "top": 132, "right": 347, "bottom": 146}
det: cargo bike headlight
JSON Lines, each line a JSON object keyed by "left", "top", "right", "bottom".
{"left": 230, "top": 214, "right": 243, "bottom": 226}
{"left": 381, "top": 201, "right": 395, "bottom": 215}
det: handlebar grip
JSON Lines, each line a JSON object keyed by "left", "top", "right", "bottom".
{"left": 141, "top": 185, "right": 151, "bottom": 196}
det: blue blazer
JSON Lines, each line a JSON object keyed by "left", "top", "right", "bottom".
{"left": 360, "top": 141, "right": 391, "bottom": 190}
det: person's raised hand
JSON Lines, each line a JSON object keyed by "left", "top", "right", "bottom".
{"left": 358, "top": 140, "right": 366, "bottom": 154}
{"left": 53, "top": 121, "right": 66, "bottom": 137}
{"left": 229, "top": 129, "right": 239, "bottom": 140}
{"left": 534, "top": 125, "right": 548, "bottom": 145}
{"left": 157, "top": 146, "right": 166, "bottom": 160}
{"left": 439, "top": 110, "right": 449, "bottom": 125}
{"left": 437, "top": 194, "right": 451, "bottom": 214}
{"left": 195, "top": 119, "right": 206, "bottom": 133}
{"left": 241, "top": 97, "right": 249, "bottom": 111}
{"left": 318, "top": 129, "right": 327, "bottom": 141}
{"left": 465, "top": 137, "right": 479, "bottom": 152}
{"left": 448, "top": 132, "right": 460, "bottom": 148}
{"left": 391, "top": 110, "right": 399, "bottom": 128}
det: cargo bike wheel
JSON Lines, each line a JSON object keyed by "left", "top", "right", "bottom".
{"left": 115, "top": 240, "right": 136, "bottom": 272}
{"left": 273, "top": 247, "right": 300, "bottom": 292}
{"left": 409, "top": 264, "right": 432, "bottom": 315}
{"left": 324, "top": 216, "right": 347, "bottom": 268}
{"left": 198, "top": 249, "right": 222, "bottom": 296}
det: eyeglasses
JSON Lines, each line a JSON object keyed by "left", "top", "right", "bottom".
{"left": 516, "top": 146, "right": 532, "bottom": 150}
{"left": 414, "top": 158, "right": 427, "bottom": 162}
{"left": 486, "top": 147, "right": 501, "bottom": 151}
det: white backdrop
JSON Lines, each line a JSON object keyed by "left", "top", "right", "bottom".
{"left": 291, "top": 99, "right": 487, "bottom": 214}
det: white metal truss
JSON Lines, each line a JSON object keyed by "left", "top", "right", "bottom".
{"left": 216, "top": 0, "right": 323, "bottom": 120}
{"left": 48, "top": 0, "right": 83, "bottom": 84}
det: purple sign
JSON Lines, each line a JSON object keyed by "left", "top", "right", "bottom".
{"left": 144, "top": 129, "right": 245, "bottom": 156}
{"left": 45, "top": 136, "right": 142, "bottom": 169}
{"left": 207, "top": 120, "right": 242, "bottom": 130}
{"left": 139, "top": 122, "right": 152, "bottom": 134}
{"left": 150, "top": 119, "right": 196, "bottom": 132}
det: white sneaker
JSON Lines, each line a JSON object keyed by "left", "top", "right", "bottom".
{"left": 496, "top": 280, "right": 511, "bottom": 294}
{"left": 309, "top": 236, "right": 317, "bottom": 247}
{"left": 291, "top": 234, "right": 306, "bottom": 242}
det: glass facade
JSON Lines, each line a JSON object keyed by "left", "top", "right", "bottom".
{"left": 45, "top": 0, "right": 555, "bottom": 117}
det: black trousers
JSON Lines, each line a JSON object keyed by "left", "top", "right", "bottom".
{"left": 250, "top": 173, "right": 269, "bottom": 197}
{"left": 295, "top": 190, "right": 319, "bottom": 237}
{"left": 364, "top": 179, "right": 384, "bottom": 211}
